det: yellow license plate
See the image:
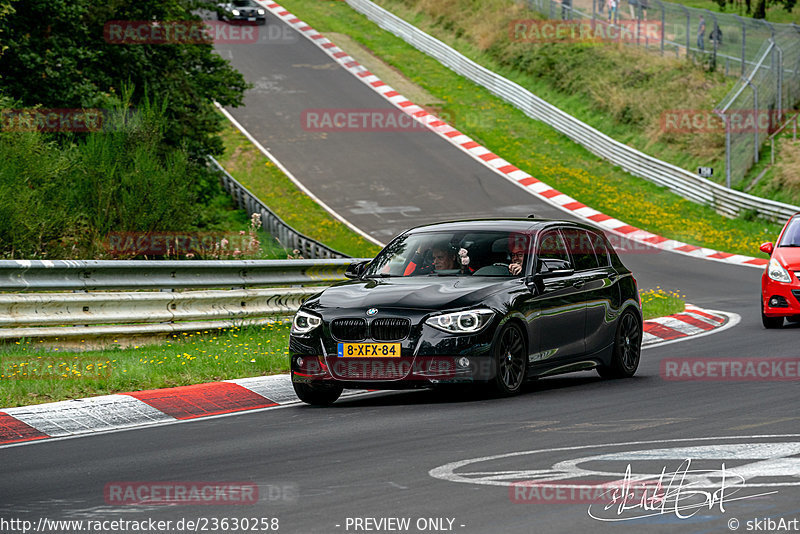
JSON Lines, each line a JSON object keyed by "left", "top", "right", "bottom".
{"left": 337, "top": 343, "right": 401, "bottom": 358}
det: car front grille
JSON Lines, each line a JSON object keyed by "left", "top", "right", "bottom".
{"left": 330, "top": 318, "right": 367, "bottom": 341}
{"left": 370, "top": 318, "right": 411, "bottom": 341}
{"left": 330, "top": 317, "right": 411, "bottom": 341}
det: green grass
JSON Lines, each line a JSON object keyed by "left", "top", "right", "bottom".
{"left": 274, "top": 0, "right": 783, "bottom": 258}
{"left": 639, "top": 287, "right": 686, "bottom": 319}
{"left": 667, "top": 0, "right": 800, "bottom": 24}
{"left": 0, "top": 321, "right": 293, "bottom": 408}
{"left": 216, "top": 119, "right": 382, "bottom": 259}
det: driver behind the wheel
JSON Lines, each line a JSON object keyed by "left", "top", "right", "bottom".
{"left": 508, "top": 234, "right": 530, "bottom": 276}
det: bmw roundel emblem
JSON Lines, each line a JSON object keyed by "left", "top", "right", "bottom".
{"left": 366, "top": 308, "right": 378, "bottom": 316}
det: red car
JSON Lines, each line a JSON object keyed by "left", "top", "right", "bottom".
{"left": 761, "top": 213, "right": 800, "bottom": 328}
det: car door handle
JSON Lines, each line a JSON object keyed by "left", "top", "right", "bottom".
{"left": 572, "top": 279, "right": 585, "bottom": 289}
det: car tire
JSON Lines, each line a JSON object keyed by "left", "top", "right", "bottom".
{"left": 597, "top": 309, "right": 641, "bottom": 379}
{"left": 761, "top": 299, "right": 784, "bottom": 329}
{"left": 292, "top": 379, "right": 343, "bottom": 406}
{"left": 490, "top": 322, "right": 527, "bottom": 396}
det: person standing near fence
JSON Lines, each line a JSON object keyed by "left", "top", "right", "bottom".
{"left": 562, "top": 0, "right": 572, "bottom": 20}
{"left": 608, "top": 0, "right": 617, "bottom": 22}
{"left": 697, "top": 15, "right": 706, "bottom": 51}
{"left": 628, "top": 0, "right": 638, "bottom": 19}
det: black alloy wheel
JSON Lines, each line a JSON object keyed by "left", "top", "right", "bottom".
{"left": 597, "top": 310, "right": 641, "bottom": 379}
{"left": 491, "top": 323, "right": 527, "bottom": 395}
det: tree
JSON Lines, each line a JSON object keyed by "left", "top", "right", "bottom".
{"left": 713, "top": 0, "right": 796, "bottom": 18}
{"left": 0, "top": 0, "right": 248, "bottom": 158}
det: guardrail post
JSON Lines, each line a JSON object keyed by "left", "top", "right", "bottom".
{"left": 718, "top": 110, "right": 732, "bottom": 188}
{"left": 657, "top": 0, "right": 664, "bottom": 55}
{"left": 734, "top": 15, "right": 746, "bottom": 76}
{"left": 706, "top": 10, "right": 718, "bottom": 71}
{"left": 677, "top": 5, "right": 689, "bottom": 58}
{"left": 745, "top": 77, "right": 759, "bottom": 165}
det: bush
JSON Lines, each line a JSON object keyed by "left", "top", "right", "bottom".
{"left": 0, "top": 97, "right": 222, "bottom": 259}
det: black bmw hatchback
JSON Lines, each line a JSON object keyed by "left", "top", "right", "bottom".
{"left": 290, "top": 219, "right": 643, "bottom": 405}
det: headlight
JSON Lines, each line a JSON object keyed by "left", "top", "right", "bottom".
{"left": 426, "top": 309, "right": 495, "bottom": 334}
{"left": 257, "top": 8, "right": 266, "bottom": 14}
{"left": 767, "top": 258, "right": 792, "bottom": 283}
{"left": 292, "top": 310, "right": 322, "bottom": 335}
{"left": 231, "top": 9, "right": 240, "bottom": 15}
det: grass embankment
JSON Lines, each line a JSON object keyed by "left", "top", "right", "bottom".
{"left": 371, "top": 0, "right": 800, "bottom": 201}
{"left": 216, "top": 120, "right": 382, "bottom": 259}
{"left": 275, "top": 0, "right": 783, "bottom": 256}
{"left": 640, "top": 288, "right": 685, "bottom": 319}
{"left": 669, "top": 0, "right": 800, "bottom": 24}
{"left": 0, "top": 322, "right": 292, "bottom": 408}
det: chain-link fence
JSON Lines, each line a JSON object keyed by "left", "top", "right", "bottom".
{"left": 717, "top": 32, "right": 800, "bottom": 186}
{"left": 524, "top": 0, "right": 800, "bottom": 189}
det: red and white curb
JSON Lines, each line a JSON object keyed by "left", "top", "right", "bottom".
{"left": 257, "top": 1, "right": 769, "bottom": 271}
{"left": 0, "top": 377, "right": 368, "bottom": 447}
{"left": 0, "top": 306, "right": 730, "bottom": 447}
{"left": 642, "top": 304, "right": 735, "bottom": 347}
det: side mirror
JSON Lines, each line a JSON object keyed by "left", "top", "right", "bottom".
{"left": 344, "top": 260, "right": 369, "bottom": 280}
{"left": 759, "top": 242, "right": 774, "bottom": 256}
{"left": 536, "top": 258, "right": 574, "bottom": 278}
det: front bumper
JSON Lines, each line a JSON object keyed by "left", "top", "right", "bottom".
{"left": 291, "top": 355, "right": 491, "bottom": 389}
{"left": 762, "top": 275, "right": 800, "bottom": 318}
{"left": 289, "top": 315, "right": 499, "bottom": 388}
{"left": 225, "top": 13, "right": 266, "bottom": 23}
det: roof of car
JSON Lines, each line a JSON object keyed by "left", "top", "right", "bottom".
{"left": 404, "top": 217, "right": 601, "bottom": 234}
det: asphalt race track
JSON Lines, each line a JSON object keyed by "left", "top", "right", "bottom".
{"left": 3, "top": 11, "right": 799, "bottom": 534}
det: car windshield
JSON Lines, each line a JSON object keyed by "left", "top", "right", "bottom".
{"left": 363, "top": 230, "right": 533, "bottom": 277}
{"left": 232, "top": 0, "right": 252, "bottom": 6}
{"left": 778, "top": 217, "right": 800, "bottom": 247}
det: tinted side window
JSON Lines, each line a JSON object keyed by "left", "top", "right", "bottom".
{"left": 562, "top": 228, "right": 600, "bottom": 271}
{"left": 588, "top": 231, "right": 611, "bottom": 267}
{"left": 537, "top": 230, "right": 571, "bottom": 264}
{"left": 779, "top": 216, "right": 800, "bottom": 247}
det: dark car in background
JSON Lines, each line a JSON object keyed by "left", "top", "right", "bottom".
{"left": 217, "top": 0, "right": 266, "bottom": 24}
{"left": 289, "top": 219, "right": 643, "bottom": 405}
{"left": 760, "top": 212, "right": 800, "bottom": 328}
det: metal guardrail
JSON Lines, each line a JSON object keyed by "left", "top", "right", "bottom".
{"left": 0, "top": 259, "right": 366, "bottom": 339}
{"left": 0, "top": 259, "right": 356, "bottom": 291}
{"left": 210, "top": 157, "right": 350, "bottom": 259}
{"left": 347, "top": 0, "right": 800, "bottom": 223}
